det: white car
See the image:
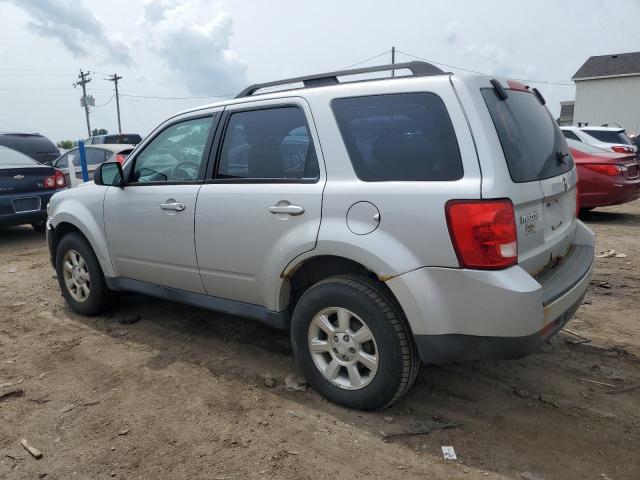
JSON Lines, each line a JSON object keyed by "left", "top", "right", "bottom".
{"left": 52, "top": 144, "right": 135, "bottom": 186}
{"left": 561, "top": 126, "right": 636, "bottom": 154}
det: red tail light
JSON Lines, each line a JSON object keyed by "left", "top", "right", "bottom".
{"left": 583, "top": 164, "right": 621, "bottom": 176}
{"left": 445, "top": 199, "right": 518, "bottom": 270}
{"left": 611, "top": 146, "right": 633, "bottom": 154}
{"left": 116, "top": 154, "right": 127, "bottom": 164}
{"left": 44, "top": 169, "right": 67, "bottom": 189}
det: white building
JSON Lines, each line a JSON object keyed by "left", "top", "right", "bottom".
{"left": 570, "top": 52, "right": 640, "bottom": 135}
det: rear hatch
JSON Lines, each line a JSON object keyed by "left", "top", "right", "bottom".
{"left": 480, "top": 81, "right": 577, "bottom": 277}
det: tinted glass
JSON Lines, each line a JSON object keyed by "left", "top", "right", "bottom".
{"left": 0, "top": 146, "right": 38, "bottom": 165}
{"left": 482, "top": 89, "right": 573, "bottom": 183}
{"left": 582, "top": 129, "right": 632, "bottom": 145}
{"left": 562, "top": 130, "right": 581, "bottom": 141}
{"left": 132, "top": 116, "right": 213, "bottom": 183}
{"left": 0, "top": 134, "right": 58, "bottom": 163}
{"left": 217, "top": 107, "right": 318, "bottom": 180}
{"left": 332, "top": 93, "right": 462, "bottom": 181}
{"left": 104, "top": 134, "right": 142, "bottom": 144}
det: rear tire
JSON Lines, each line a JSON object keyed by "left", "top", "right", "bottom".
{"left": 578, "top": 207, "right": 594, "bottom": 218}
{"left": 31, "top": 221, "right": 46, "bottom": 232}
{"left": 55, "top": 232, "right": 114, "bottom": 316}
{"left": 291, "top": 275, "right": 419, "bottom": 410}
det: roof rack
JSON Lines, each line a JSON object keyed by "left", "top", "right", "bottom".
{"left": 235, "top": 61, "right": 446, "bottom": 98}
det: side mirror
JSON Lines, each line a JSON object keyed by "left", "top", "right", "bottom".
{"left": 94, "top": 162, "right": 124, "bottom": 188}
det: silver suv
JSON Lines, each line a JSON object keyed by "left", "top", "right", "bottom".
{"left": 47, "top": 62, "right": 594, "bottom": 410}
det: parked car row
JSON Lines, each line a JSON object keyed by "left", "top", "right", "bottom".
{"left": 561, "top": 125, "right": 637, "bottom": 154}
{"left": 561, "top": 126, "right": 640, "bottom": 214}
{"left": 1, "top": 130, "right": 140, "bottom": 231}
{"left": 53, "top": 144, "right": 135, "bottom": 185}
{"left": 567, "top": 139, "right": 640, "bottom": 213}
{"left": 0, "top": 145, "right": 67, "bottom": 230}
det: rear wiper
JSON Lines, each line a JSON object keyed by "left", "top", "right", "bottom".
{"left": 556, "top": 151, "right": 570, "bottom": 164}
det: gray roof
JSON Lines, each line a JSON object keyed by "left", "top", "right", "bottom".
{"left": 573, "top": 52, "right": 640, "bottom": 80}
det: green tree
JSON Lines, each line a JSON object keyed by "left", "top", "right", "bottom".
{"left": 57, "top": 139, "right": 76, "bottom": 149}
{"left": 91, "top": 128, "right": 108, "bottom": 136}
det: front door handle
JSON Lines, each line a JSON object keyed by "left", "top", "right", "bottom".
{"left": 160, "top": 201, "right": 185, "bottom": 212}
{"left": 268, "top": 204, "right": 305, "bottom": 216}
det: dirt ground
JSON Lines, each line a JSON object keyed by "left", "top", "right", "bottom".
{"left": 1, "top": 201, "right": 639, "bottom": 480}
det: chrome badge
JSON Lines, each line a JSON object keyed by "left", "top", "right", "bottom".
{"left": 13, "top": 174, "right": 25, "bottom": 180}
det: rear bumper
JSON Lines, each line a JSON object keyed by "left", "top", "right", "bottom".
{"left": 387, "top": 221, "right": 594, "bottom": 364}
{"left": 0, "top": 191, "right": 53, "bottom": 227}
{"left": 578, "top": 175, "right": 640, "bottom": 209}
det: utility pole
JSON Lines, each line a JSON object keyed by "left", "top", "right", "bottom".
{"left": 106, "top": 73, "right": 123, "bottom": 134}
{"left": 74, "top": 70, "right": 92, "bottom": 137}
{"left": 391, "top": 46, "right": 396, "bottom": 77}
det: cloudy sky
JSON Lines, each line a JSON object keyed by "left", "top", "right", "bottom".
{"left": 1, "top": 0, "right": 639, "bottom": 143}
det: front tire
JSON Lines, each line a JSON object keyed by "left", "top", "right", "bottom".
{"left": 291, "top": 275, "right": 419, "bottom": 410}
{"left": 55, "top": 232, "right": 114, "bottom": 316}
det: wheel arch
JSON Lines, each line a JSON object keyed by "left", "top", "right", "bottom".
{"left": 51, "top": 210, "right": 115, "bottom": 277}
{"left": 278, "top": 254, "right": 411, "bottom": 331}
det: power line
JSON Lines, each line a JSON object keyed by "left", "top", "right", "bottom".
{"left": 395, "top": 49, "right": 574, "bottom": 86}
{"left": 342, "top": 50, "right": 391, "bottom": 70}
{"left": 119, "top": 93, "right": 234, "bottom": 100}
{"left": 0, "top": 87, "right": 111, "bottom": 92}
{"left": 92, "top": 94, "right": 115, "bottom": 108}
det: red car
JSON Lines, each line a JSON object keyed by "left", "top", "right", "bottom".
{"left": 567, "top": 139, "right": 640, "bottom": 213}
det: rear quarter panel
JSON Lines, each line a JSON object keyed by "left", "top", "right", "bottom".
{"left": 285, "top": 76, "right": 482, "bottom": 281}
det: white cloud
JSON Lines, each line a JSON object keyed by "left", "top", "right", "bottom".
{"left": 1, "top": 0, "right": 132, "bottom": 65}
{"left": 141, "top": 0, "right": 247, "bottom": 96}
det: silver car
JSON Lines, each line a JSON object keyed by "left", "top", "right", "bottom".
{"left": 46, "top": 62, "right": 594, "bottom": 410}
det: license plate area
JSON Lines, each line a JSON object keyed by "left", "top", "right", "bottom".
{"left": 12, "top": 197, "right": 41, "bottom": 213}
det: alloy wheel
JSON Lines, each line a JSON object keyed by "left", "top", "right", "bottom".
{"left": 307, "top": 307, "right": 379, "bottom": 390}
{"left": 62, "top": 249, "right": 91, "bottom": 303}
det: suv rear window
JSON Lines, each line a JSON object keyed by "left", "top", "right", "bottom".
{"left": 582, "top": 129, "right": 632, "bottom": 145}
{"left": 482, "top": 89, "right": 573, "bottom": 183}
{"left": 332, "top": 93, "right": 463, "bottom": 182}
{"left": 103, "top": 134, "right": 142, "bottom": 145}
{"left": 562, "top": 130, "right": 581, "bottom": 142}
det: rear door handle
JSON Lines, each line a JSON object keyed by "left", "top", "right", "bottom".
{"left": 268, "top": 204, "right": 305, "bottom": 216}
{"left": 160, "top": 201, "right": 185, "bottom": 212}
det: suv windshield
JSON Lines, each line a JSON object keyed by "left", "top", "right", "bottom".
{"left": 582, "top": 129, "right": 632, "bottom": 145}
{"left": 482, "top": 88, "right": 573, "bottom": 183}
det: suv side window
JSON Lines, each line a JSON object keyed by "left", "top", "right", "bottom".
{"left": 562, "top": 130, "right": 581, "bottom": 142}
{"left": 332, "top": 93, "right": 463, "bottom": 182}
{"left": 131, "top": 116, "right": 213, "bottom": 183}
{"left": 216, "top": 106, "right": 319, "bottom": 180}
